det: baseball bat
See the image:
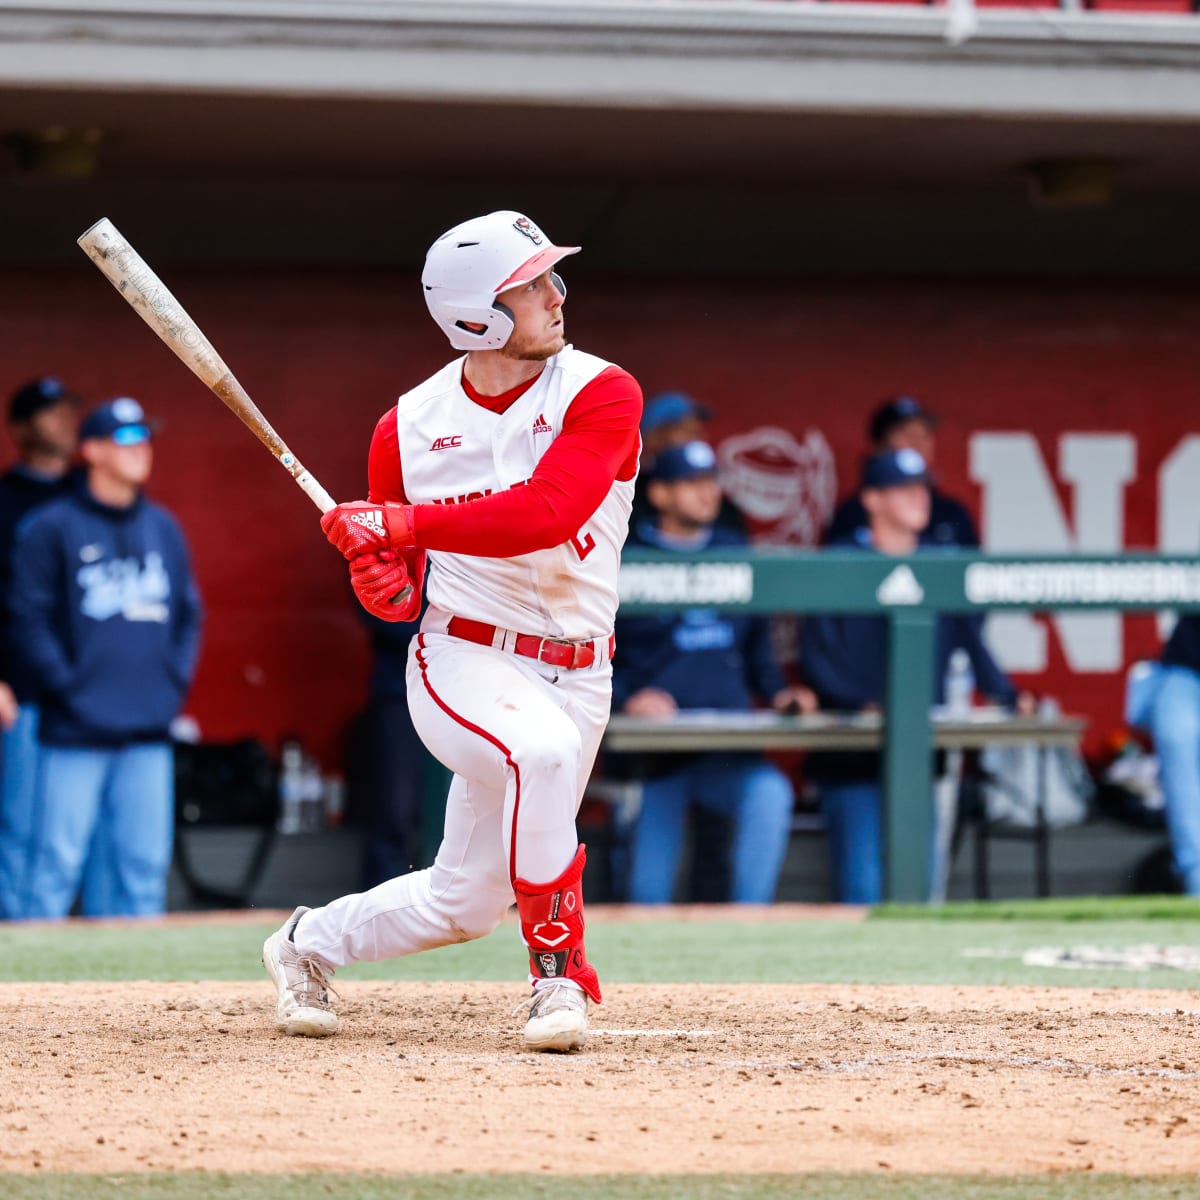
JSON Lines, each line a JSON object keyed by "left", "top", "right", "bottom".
{"left": 76, "top": 217, "right": 336, "bottom": 512}
{"left": 76, "top": 218, "right": 413, "bottom": 607}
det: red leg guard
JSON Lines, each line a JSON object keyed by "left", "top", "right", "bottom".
{"left": 513, "top": 844, "right": 602, "bottom": 1005}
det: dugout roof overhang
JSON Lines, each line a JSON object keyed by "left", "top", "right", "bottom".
{"left": 1, "top": 0, "right": 1200, "bottom": 118}
{"left": 3, "top": 0, "right": 1200, "bottom": 274}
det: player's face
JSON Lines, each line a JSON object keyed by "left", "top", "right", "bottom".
{"left": 643, "top": 415, "right": 709, "bottom": 457}
{"left": 884, "top": 418, "right": 936, "bottom": 466}
{"left": 86, "top": 437, "right": 154, "bottom": 488}
{"left": 497, "top": 270, "right": 567, "bottom": 362}
{"left": 22, "top": 399, "right": 81, "bottom": 459}
{"left": 660, "top": 474, "right": 722, "bottom": 529}
{"left": 875, "top": 481, "right": 931, "bottom": 534}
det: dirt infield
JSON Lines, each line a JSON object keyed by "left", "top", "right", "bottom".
{"left": 2, "top": 977, "right": 1197, "bottom": 1176}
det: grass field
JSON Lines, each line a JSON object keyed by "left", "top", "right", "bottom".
{"left": 2, "top": 896, "right": 1199, "bottom": 989}
{"left": 1, "top": 897, "right": 1197, "bottom": 1200}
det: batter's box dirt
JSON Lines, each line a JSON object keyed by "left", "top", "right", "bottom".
{"left": 0, "top": 981, "right": 1196, "bottom": 1176}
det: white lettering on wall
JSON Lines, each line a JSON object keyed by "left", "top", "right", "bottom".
{"left": 1157, "top": 436, "right": 1200, "bottom": 639}
{"left": 969, "top": 433, "right": 1136, "bottom": 673}
{"left": 1158, "top": 436, "right": 1200, "bottom": 555}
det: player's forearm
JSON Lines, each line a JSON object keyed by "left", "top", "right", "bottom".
{"left": 411, "top": 476, "right": 601, "bottom": 557}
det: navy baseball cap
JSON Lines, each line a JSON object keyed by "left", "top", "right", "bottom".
{"left": 861, "top": 448, "right": 932, "bottom": 490}
{"left": 78, "top": 397, "right": 152, "bottom": 446}
{"left": 641, "top": 391, "right": 712, "bottom": 435}
{"left": 647, "top": 440, "right": 718, "bottom": 484}
{"left": 869, "top": 394, "right": 937, "bottom": 445}
{"left": 8, "top": 377, "right": 82, "bottom": 424}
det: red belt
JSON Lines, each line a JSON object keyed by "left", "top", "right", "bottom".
{"left": 447, "top": 616, "right": 614, "bottom": 670}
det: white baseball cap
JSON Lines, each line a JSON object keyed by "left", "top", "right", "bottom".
{"left": 421, "top": 210, "right": 580, "bottom": 351}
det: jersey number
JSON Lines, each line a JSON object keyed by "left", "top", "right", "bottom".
{"left": 569, "top": 530, "right": 596, "bottom": 561}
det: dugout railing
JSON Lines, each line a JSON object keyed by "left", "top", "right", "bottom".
{"left": 616, "top": 549, "right": 1200, "bottom": 902}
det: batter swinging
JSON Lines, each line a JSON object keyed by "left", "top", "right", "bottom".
{"left": 263, "top": 210, "right": 642, "bottom": 1052}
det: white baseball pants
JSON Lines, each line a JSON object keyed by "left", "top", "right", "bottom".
{"left": 295, "top": 623, "right": 612, "bottom": 970}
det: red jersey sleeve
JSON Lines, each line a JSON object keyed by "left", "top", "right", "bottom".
{"left": 411, "top": 365, "right": 642, "bottom": 557}
{"left": 367, "top": 410, "right": 407, "bottom": 504}
{"left": 365, "top": 409, "right": 427, "bottom": 590}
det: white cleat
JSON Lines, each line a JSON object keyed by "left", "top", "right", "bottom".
{"left": 262, "top": 907, "right": 339, "bottom": 1038}
{"left": 514, "top": 980, "right": 588, "bottom": 1052}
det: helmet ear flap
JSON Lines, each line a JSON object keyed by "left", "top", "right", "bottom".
{"left": 493, "top": 274, "right": 564, "bottom": 322}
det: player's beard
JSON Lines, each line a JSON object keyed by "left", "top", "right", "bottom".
{"left": 501, "top": 319, "right": 566, "bottom": 363}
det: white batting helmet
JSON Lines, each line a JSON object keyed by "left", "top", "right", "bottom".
{"left": 421, "top": 210, "right": 580, "bottom": 351}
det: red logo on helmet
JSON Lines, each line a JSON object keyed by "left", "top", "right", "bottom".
{"left": 513, "top": 217, "right": 544, "bottom": 246}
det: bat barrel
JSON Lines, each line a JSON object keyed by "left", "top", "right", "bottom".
{"left": 78, "top": 217, "right": 338, "bottom": 515}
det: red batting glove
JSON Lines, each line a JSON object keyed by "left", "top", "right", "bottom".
{"left": 349, "top": 552, "right": 420, "bottom": 622}
{"left": 321, "top": 501, "right": 416, "bottom": 561}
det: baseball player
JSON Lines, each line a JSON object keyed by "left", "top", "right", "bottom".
{"left": 263, "top": 210, "right": 642, "bottom": 1052}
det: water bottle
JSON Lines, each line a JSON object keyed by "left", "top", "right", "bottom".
{"left": 298, "top": 754, "right": 325, "bottom": 833}
{"left": 323, "top": 773, "right": 346, "bottom": 830}
{"left": 276, "top": 739, "right": 304, "bottom": 834}
{"left": 944, "top": 648, "right": 974, "bottom": 716}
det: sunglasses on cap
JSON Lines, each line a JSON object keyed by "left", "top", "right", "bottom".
{"left": 111, "top": 424, "right": 152, "bottom": 446}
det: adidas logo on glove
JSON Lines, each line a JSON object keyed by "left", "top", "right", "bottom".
{"left": 349, "top": 510, "right": 387, "bottom": 538}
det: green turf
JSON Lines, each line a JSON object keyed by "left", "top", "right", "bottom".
{"left": 0, "top": 1176, "right": 1197, "bottom": 1200}
{"left": 874, "top": 895, "right": 1200, "bottom": 921}
{"left": 2, "top": 905, "right": 1200, "bottom": 989}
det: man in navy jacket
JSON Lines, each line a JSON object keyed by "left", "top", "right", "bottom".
{"left": 801, "top": 448, "right": 1031, "bottom": 903}
{"left": 0, "top": 377, "right": 83, "bottom": 919}
{"left": 613, "top": 441, "right": 813, "bottom": 903}
{"left": 6, "top": 398, "right": 202, "bottom": 918}
{"left": 824, "top": 395, "right": 978, "bottom": 549}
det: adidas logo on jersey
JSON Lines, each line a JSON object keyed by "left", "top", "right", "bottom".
{"left": 532, "top": 413, "right": 552, "bottom": 435}
{"left": 349, "top": 510, "right": 387, "bottom": 538}
{"left": 431, "top": 435, "right": 463, "bottom": 451}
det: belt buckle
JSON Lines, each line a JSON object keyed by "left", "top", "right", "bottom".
{"left": 536, "top": 636, "right": 588, "bottom": 669}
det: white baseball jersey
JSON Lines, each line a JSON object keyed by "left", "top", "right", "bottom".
{"left": 393, "top": 346, "right": 634, "bottom": 639}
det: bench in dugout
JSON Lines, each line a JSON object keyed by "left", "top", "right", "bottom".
{"left": 172, "top": 738, "right": 278, "bottom": 908}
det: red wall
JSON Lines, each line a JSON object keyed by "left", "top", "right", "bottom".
{"left": 7, "top": 270, "right": 1200, "bottom": 765}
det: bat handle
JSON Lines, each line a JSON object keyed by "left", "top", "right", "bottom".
{"left": 291, "top": 468, "right": 336, "bottom": 514}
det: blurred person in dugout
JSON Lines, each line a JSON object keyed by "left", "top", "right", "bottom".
{"left": 800, "top": 448, "right": 1033, "bottom": 904}
{"left": 631, "top": 390, "right": 746, "bottom": 536}
{"left": 1132, "top": 615, "right": 1200, "bottom": 896}
{"left": 612, "top": 440, "right": 815, "bottom": 904}
{"left": 825, "top": 394, "right": 978, "bottom": 548}
{"left": 3, "top": 398, "right": 202, "bottom": 919}
{"left": 0, "top": 377, "right": 84, "bottom": 920}
{"left": 628, "top": 391, "right": 751, "bottom": 895}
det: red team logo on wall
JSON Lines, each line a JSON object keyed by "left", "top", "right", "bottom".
{"left": 717, "top": 427, "right": 837, "bottom": 547}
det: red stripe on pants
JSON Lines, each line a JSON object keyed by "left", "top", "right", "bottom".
{"left": 415, "top": 634, "right": 524, "bottom": 883}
